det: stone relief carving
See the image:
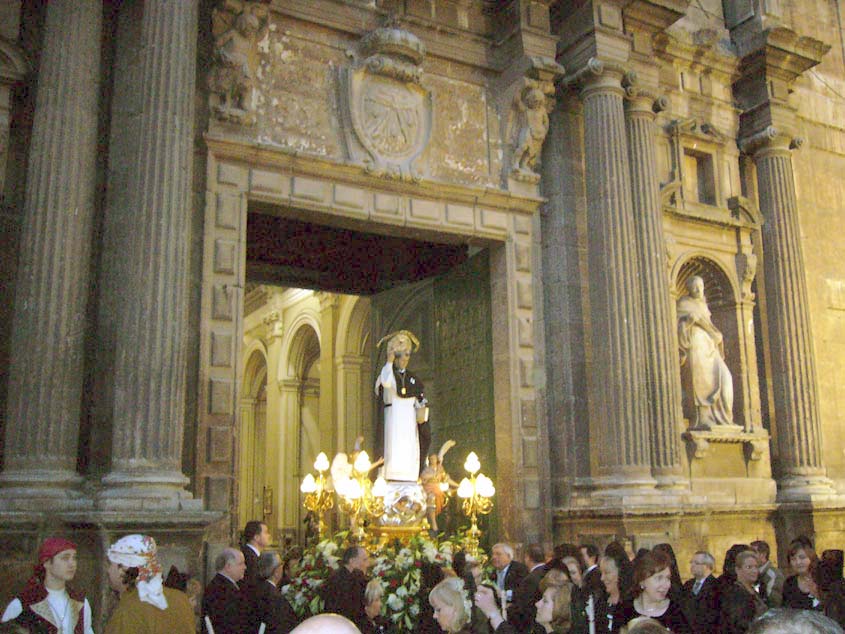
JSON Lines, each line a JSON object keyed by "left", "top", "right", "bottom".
{"left": 507, "top": 57, "right": 563, "bottom": 183}
{"left": 208, "top": 0, "right": 270, "bottom": 126}
{"left": 339, "top": 22, "right": 432, "bottom": 181}
{"left": 735, "top": 252, "right": 758, "bottom": 301}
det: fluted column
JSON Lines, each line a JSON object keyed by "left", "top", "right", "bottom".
{"left": 577, "top": 63, "right": 655, "bottom": 491}
{"left": 625, "top": 92, "right": 685, "bottom": 487}
{"left": 1, "top": 0, "right": 101, "bottom": 499}
{"left": 99, "top": 0, "right": 198, "bottom": 501}
{"left": 742, "top": 129, "right": 833, "bottom": 500}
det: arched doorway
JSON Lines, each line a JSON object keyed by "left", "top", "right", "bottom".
{"left": 239, "top": 348, "right": 267, "bottom": 526}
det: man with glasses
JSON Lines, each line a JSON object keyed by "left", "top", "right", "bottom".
{"left": 682, "top": 551, "right": 720, "bottom": 634}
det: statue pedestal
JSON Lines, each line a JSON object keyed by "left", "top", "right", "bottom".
{"left": 376, "top": 481, "right": 427, "bottom": 527}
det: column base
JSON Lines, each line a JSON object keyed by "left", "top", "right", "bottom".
{"left": 96, "top": 470, "right": 201, "bottom": 511}
{"left": 776, "top": 475, "right": 841, "bottom": 503}
{"left": 0, "top": 469, "right": 90, "bottom": 510}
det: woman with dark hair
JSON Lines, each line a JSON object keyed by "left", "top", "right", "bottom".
{"left": 280, "top": 546, "right": 303, "bottom": 588}
{"left": 719, "top": 544, "right": 752, "bottom": 592}
{"left": 719, "top": 550, "right": 767, "bottom": 634}
{"left": 620, "top": 551, "right": 690, "bottom": 633}
{"left": 783, "top": 538, "right": 822, "bottom": 610}
{"left": 596, "top": 554, "right": 629, "bottom": 632}
{"left": 560, "top": 555, "right": 588, "bottom": 634}
{"left": 414, "top": 561, "right": 446, "bottom": 634}
{"left": 604, "top": 542, "right": 634, "bottom": 596}
{"left": 652, "top": 544, "right": 683, "bottom": 603}
{"left": 814, "top": 556, "right": 845, "bottom": 629}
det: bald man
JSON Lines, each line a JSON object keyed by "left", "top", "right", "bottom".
{"left": 291, "top": 614, "right": 361, "bottom": 634}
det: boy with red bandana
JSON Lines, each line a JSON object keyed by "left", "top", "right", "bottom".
{"left": 1, "top": 537, "right": 93, "bottom": 634}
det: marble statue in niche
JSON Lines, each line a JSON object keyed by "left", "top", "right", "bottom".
{"left": 677, "top": 275, "right": 735, "bottom": 429}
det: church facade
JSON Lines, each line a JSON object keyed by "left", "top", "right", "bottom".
{"left": 1, "top": 0, "right": 845, "bottom": 626}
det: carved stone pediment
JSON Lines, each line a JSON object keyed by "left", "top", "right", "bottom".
{"left": 339, "top": 25, "right": 432, "bottom": 181}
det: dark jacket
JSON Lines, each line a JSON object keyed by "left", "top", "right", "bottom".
{"left": 681, "top": 574, "right": 720, "bottom": 634}
{"left": 491, "top": 561, "right": 529, "bottom": 598}
{"left": 782, "top": 574, "right": 822, "bottom": 610}
{"left": 202, "top": 573, "right": 247, "bottom": 634}
{"left": 242, "top": 545, "right": 261, "bottom": 590}
{"left": 322, "top": 566, "right": 368, "bottom": 631}
{"left": 509, "top": 564, "right": 546, "bottom": 631}
{"left": 253, "top": 580, "right": 298, "bottom": 634}
{"left": 620, "top": 597, "right": 692, "bottom": 634}
{"left": 719, "top": 582, "right": 767, "bottom": 634}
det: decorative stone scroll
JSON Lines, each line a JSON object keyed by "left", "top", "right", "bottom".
{"left": 507, "top": 57, "right": 564, "bottom": 183}
{"left": 208, "top": 0, "right": 270, "bottom": 126}
{"left": 339, "top": 23, "right": 432, "bottom": 181}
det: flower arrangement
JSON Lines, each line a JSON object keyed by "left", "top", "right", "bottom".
{"left": 282, "top": 531, "right": 457, "bottom": 632}
{"left": 372, "top": 533, "right": 454, "bottom": 631}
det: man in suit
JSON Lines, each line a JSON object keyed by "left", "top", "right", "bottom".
{"left": 242, "top": 520, "right": 272, "bottom": 588}
{"left": 254, "top": 551, "right": 298, "bottom": 634}
{"left": 322, "top": 545, "right": 370, "bottom": 631}
{"left": 751, "top": 540, "right": 785, "bottom": 607}
{"left": 509, "top": 543, "right": 547, "bottom": 631}
{"left": 580, "top": 543, "right": 605, "bottom": 602}
{"left": 490, "top": 543, "right": 528, "bottom": 605}
{"left": 682, "top": 550, "right": 720, "bottom": 634}
{"left": 203, "top": 548, "right": 248, "bottom": 634}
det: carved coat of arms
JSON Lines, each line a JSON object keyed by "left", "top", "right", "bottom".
{"left": 340, "top": 25, "right": 432, "bottom": 181}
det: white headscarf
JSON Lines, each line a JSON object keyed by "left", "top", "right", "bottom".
{"left": 107, "top": 534, "right": 169, "bottom": 610}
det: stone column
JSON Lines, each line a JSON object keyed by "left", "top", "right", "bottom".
{"left": 279, "top": 381, "right": 302, "bottom": 539}
{"left": 99, "top": 0, "right": 198, "bottom": 503}
{"left": 624, "top": 91, "right": 685, "bottom": 488}
{"left": 0, "top": 0, "right": 101, "bottom": 500}
{"left": 742, "top": 128, "right": 833, "bottom": 500}
{"left": 317, "top": 293, "right": 339, "bottom": 453}
{"left": 575, "top": 61, "right": 655, "bottom": 493}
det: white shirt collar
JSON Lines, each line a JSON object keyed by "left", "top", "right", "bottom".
{"left": 247, "top": 543, "right": 261, "bottom": 556}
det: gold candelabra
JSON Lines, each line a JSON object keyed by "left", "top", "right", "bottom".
{"left": 456, "top": 452, "right": 495, "bottom": 559}
{"left": 300, "top": 452, "right": 334, "bottom": 540}
{"left": 334, "top": 451, "right": 387, "bottom": 542}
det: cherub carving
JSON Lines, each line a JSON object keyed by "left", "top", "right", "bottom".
{"left": 208, "top": 0, "right": 269, "bottom": 125}
{"left": 511, "top": 79, "right": 554, "bottom": 181}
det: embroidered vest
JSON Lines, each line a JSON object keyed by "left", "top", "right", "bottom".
{"left": 14, "top": 582, "right": 86, "bottom": 634}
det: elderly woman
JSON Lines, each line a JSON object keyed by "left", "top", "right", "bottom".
{"left": 620, "top": 551, "right": 690, "bottom": 633}
{"left": 720, "top": 550, "right": 768, "bottom": 634}
{"left": 429, "top": 577, "right": 474, "bottom": 634}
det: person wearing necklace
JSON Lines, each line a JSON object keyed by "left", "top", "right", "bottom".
{"left": 1, "top": 537, "right": 94, "bottom": 634}
{"left": 720, "top": 550, "right": 768, "bottom": 634}
{"left": 782, "top": 537, "right": 822, "bottom": 611}
{"left": 597, "top": 553, "right": 630, "bottom": 633}
{"left": 620, "top": 551, "right": 690, "bottom": 634}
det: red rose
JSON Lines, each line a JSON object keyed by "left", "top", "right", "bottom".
{"left": 414, "top": 561, "right": 422, "bottom": 568}
{"left": 390, "top": 579, "right": 399, "bottom": 588}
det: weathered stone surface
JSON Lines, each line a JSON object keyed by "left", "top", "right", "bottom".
{"left": 1, "top": 0, "right": 101, "bottom": 501}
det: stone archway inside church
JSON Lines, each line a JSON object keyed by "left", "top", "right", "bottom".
{"left": 238, "top": 347, "right": 268, "bottom": 527}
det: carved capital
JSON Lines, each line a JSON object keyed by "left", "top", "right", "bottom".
{"left": 208, "top": 1, "right": 270, "bottom": 126}
{"left": 339, "top": 23, "right": 431, "bottom": 181}
{"left": 262, "top": 310, "right": 283, "bottom": 339}
{"left": 738, "top": 125, "right": 796, "bottom": 158}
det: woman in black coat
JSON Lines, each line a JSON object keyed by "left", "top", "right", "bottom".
{"left": 719, "top": 550, "right": 767, "bottom": 634}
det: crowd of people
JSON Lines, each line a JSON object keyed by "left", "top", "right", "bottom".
{"left": 4, "top": 526, "right": 845, "bottom": 634}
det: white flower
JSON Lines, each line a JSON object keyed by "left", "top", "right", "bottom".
{"left": 387, "top": 593, "right": 403, "bottom": 611}
{"left": 396, "top": 585, "right": 408, "bottom": 598}
{"left": 410, "top": 603, "right": 420, "bottom": 616}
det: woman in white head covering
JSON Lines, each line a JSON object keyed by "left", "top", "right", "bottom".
{"left": 104, "top": 534, "right": 196, "bottom": 634}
